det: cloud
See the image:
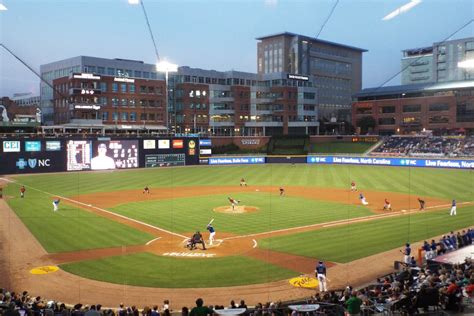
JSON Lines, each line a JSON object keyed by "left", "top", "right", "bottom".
{"left": 264, "top": 0, "right": 278, "bottom": 7}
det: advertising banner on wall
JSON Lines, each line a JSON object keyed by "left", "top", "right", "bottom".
{"left": 208, "top": 157, "right": 265, "bottom": 165}
{"left": 307, "top": 156, "right": 474, "bottom": 169}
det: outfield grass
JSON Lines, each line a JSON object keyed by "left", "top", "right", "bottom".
{"left": 4, "top": 185, "right": 154, "bottom": 253}
{"left": 259, "top": 206, "right": 474, "bottom": 263}
{"left": 10, "top": 165, "right": 473, "bottom": 202}
{"left": 111, "top": 193, "right": 372, "bottom": 234}
{"left": 310, "top": 142, "right": 374, "bottom": 154}
{"left": 60, "top": 253, "right": 297, "bottom": 288}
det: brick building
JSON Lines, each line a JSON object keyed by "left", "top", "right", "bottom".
{"left": 352, "top": 81, "right": 474, "bottom": 135}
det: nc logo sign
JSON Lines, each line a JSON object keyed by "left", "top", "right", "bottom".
{"left": 16, "top": 158, "right": 51, "bottom": 170}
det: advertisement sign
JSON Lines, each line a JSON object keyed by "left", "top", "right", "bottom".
{"left": 3, "top": 141, "right": 20, "bottom": 152}
{"left": 143, "top": 139, "right": 156, "bottom": 149}
{"left": 199, "top": 139, "right": 212, "bottom": 147}
{"left": 172, "top": 139, "right": 184, "bottom": 149}
{"left": 158, "top": 139, "right": 170, "bottom": 149}
{"left": 25, "top": 141, "right": 41, "bottom": 152}
{"left": 145, "top": 154, "right": 186, "bottom": 168}
{"left": 91, "top": 140, "right": 139, "bottom": 170}
{"left": 46, "top": 141, "right": 61, "bottom": 151}
{"left": 208, "top": 157, "right": 265, "bottom": 165}
{"left": 188, "top": 140, "right": 196, "bottom": 155}
{"left": 307, "top": 156, "right": 474, "bottom": 169}
{"left": 200, "top": 149, "right": 212, "bottom": 155}
{"left": 16, "top": 157, "right": 52, "bottom": 170}
{"left": 67, "top": 140, "right": 92, "bottom": 171}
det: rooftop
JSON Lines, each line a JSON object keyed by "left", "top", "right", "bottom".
{"left": 255, "top": 32, "right": 367, "bottom": 52}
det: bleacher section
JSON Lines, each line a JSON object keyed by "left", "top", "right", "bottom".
{"left": 372, "top": 136, "right": 474, "bottom": 157}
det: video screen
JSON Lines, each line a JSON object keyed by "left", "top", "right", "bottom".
{"left": 91, "top": 140, "right": 138, "bottom": 170}
{"left": 67, "top": 140, "right": 92, "bottom": 171}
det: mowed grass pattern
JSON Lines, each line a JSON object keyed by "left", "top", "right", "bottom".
{"left": 259, "top": 207, "right": 474, "bottom": 263}
{"left": 4, "top": 185, "right": 153, "bottom": 253}
{"left": 60, "top": 253, "right": 297, "bottom": 288}
{"left": 111, "top": 193, "right": 372, "bottom": 234}
{"left": 11, "top": 164, "right": 474, "bottom": 202}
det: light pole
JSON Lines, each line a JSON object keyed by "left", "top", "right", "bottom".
{"left": 156, "top": 61, "right": 178, "bottom": 134}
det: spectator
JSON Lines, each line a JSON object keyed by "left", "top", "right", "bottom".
{"left": 345, "top": 292, "right": 362, "bottom": 316}
{"left": 189, "top": 299, "right": 213, "bottom": 316}
{"left": 181, "top": 307, "right": 188, "bottom": 316}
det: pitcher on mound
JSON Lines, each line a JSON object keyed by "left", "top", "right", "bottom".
{"left": 228, "top": 197, "right": 241, "bottom": 211}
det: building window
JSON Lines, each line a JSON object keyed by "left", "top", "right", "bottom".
{"left": 380, "top": 106, "right": 396, "bottom": 114}
{"left": 140, "top": 113, "right": 147, "bottom": 121}
{"left": 149, "top": 113, "right": 155, "bottom": 120}
{"left": 101, "top": 112, "right": 109, "bottom": 121}
{"left": 429, "top": 116, "right": 449, "bottom": 124}
{"left": 143, "top": 72, "right": 150, "bottom": 79}
{"left": 100, "top": 82, "right": 107, "bottom": 92}
{"left": 356, "top": 107, "right": 372, "bottom": 115}
{"left": 130, "top": 112, "right": 136, "bottom": 122}
{"left": 429, "top": 103, "right": 449, "bottom": 111}
{"left": 112, "top": 83, "right": 118, "bottom": 92}
{"left": 107, "top": 68, "right": 115, "bottom": 76}
{"left": 121, "top": 84, "right": 127, "bottom": 93}
{"left": 121, "top": 98, "right": 127, "bottom": 106}
{"left": 378, "top": 117, "right": 396, "bottom": 125}
{"left": 99, "top": 97, "right": 107, "bottom": 105}
{"left": 456, "top": 102, "right": 474, "bottom": 122}
{"left": 129, "top": 99, "right": 136, "bottom": 106}
{"left": 140, "top": 86, "right": 146, "bottom": 93}
{"left": 303, "top": 92, "right": 315, "bottom": 100}
{"left": 97, "top": 67, "right": 105, "bottom": 74}
{"left": 112, "top": 112, "right": 118, "bottom": 121}
{"left": 130, "top": 84, "right": 136, "bottom": 93}
{"left": 402, "top": 104, "right": 421, "bottom": 113}
{"left": 121, "top": 112, "right": 128, "bottom": 121}
{"left": 134, "top": 70, "right": 142, "bottom": 78}
{"left": 151, "top": 72, "right": 157, "bottom": 79}
{"left": 112, "top": 98, "right": 119, "bottom": 106}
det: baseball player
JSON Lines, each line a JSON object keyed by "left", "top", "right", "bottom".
{"left": 359, "top": 193, "right": 368, "bottom": 205}
{"left": 191, "top": 231, "right": 206, "bottom": 250}
{"left": 279, "top": 187, "right": 285, "bottom": 197}
{"left": 418, "top": 197, "right": 425, "bottom": 211}
{"left": 143, "top": 186, "right": 150, "bottom": 194}
{"left": 207, "top": 224, "right": 216, "bottom": 246}
{"left": 401, "top": 243, "right": 411, "bottom": 264}
{"left": 422, "top": 240, "right": 431, "bottom": 260}
{"left": 315, "top": 261, "right": 328, "bottom": 292}
{"left": 350, "top": 181, "right": 357, "bottom": 192}
{"left": 20, "top": 186, "right": 26, "bottom": 198}
{"left": 52, "top": 198, "right": 60, "bottom": 212}
{"left": 240, "top": 178, "right": 247, "bottom": 187}
{"left": 449, "top": 199, "right": 457, "bottom": 216}
{"left": 228, "top": 197, "right": 241, "bottom": 211}
{"left": 383, "top": 198, "right": 392, "bottom": 211}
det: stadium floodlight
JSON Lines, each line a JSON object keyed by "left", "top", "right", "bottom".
{"left": 0, "top": 4, "right": 7, "bottom": 11}
{"left": 128, "top": 0, "right": 140, "bottom": 5}
{"left": 458, "top": 59, "right": 474, "bottom": 69}
{"left": 382, "top": 0, "right": 422, "bottom": 21}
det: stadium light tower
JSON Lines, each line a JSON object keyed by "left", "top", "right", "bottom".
{"left": 156, "top": 61, "right": 178, "bottom": 132}
{"left": 458, "top": 59, "right": 474, "bottom": 69}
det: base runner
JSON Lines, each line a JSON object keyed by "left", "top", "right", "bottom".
{"left": 359, "top": 193, "right": 369, "bottom": 205}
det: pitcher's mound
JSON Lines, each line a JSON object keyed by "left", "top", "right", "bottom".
{"left": 213, "top": 205, "right": 259, "bottom": 214}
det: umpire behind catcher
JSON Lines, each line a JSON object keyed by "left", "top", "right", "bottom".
{"left": 191, "top": 231, "right": 206, "bottom": 250}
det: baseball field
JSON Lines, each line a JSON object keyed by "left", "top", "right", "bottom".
{"left": 1, "top": 163, "right": 473, "bottom": 304}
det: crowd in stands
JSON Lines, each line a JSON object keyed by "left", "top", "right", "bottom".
{"left": 373, "top": 136, "right": 474, "bottom": 157}
{"left": 1, "top": 229, "right": 473, "bottom": 316}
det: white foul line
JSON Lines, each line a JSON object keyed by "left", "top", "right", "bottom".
{"left": 146, "top": 237, "right": 161, "bottom": 245}
{"left": 4, "top": 178, "right": 188, "bottom": 239}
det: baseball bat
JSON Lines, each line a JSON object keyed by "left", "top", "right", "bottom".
{"left": 208, "top": 218, "right": 214, "bottom": 226}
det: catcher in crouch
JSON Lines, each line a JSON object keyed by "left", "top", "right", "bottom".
{"left": 189, "top": 231, "right": 206, "bottom": 250}
{"left": 228, "top": 196, "right": 241, "bottom": 211}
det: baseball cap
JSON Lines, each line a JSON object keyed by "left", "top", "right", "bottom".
{"left": 99, "top": 143, "right": 107, "bottom": 149}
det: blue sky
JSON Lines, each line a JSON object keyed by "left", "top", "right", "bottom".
{"left": 0, "top": 0, "right": 473, "bottom": 97}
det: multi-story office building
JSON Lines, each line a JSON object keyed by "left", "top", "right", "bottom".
{"left": 12, "top": 93, "right": 41, "bottom": 108}
{"left": 40, "top": 56, "right": 164, "bottom": 125}
{"left": 171, "top": 67, "right": 318, "bottom": 136}
{"left": 401, "top": 37, "right": 474, "bottom": 85}
{"left": 52, "top": 72, "right": 166, "bottom": 129}
{"left": 256, "top": 32, "right": 366, "bottom": 121}
{"left": 352, "top": 80, "right": 474, "bottom": 135}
